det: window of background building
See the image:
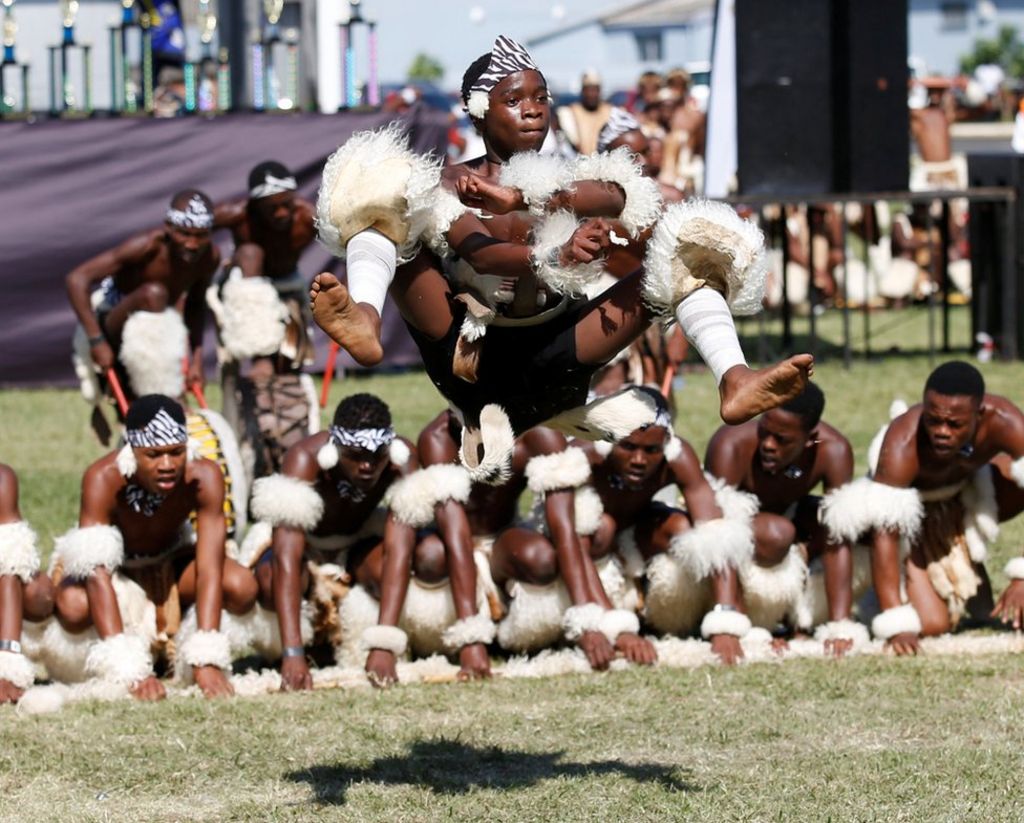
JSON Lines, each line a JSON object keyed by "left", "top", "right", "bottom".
{"left": 635, "top": 31, "right": 663, "bottom": 62}
{"left": 940, "top": 2, "right": 969, "bottom": 31}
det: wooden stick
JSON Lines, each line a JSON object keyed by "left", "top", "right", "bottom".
{"left": 190, "top": 383, "right": 209, "bottom": 409}
{"left": 105, "top": 369, "right": 129, "bottom": 417}
{"left": 320, "top": 341, "right": 340, "bottom": 408}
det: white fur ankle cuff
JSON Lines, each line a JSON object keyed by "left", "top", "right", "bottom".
{"left": 54, "top": 525, "right": 124, "bottom": 580}
{"left": 85, "top": 634, "right": 154, "bottom": 685}
{"left": 0, "top": 650, "right": 35, "bottom": 690}
{"left": 700, "top": 609, "right": 752, "bottom": 639}
{"left": 442, "top": 614, "right": 496, "bottom": 651}
{"left": 562, "top": 603, "right": 605, "bottom": 641}
{"left": 871, "top": 605, "right": 922, "bottom": 640}
{"left": 1004, "top": 557, "right": 1024, "bottom": 580}
{"left": 598, "top": 608, "right": 640, "bottom": 643}
{"left": 0, "top": 521, "right": 41, "bottom": 583}
{"left": 813, "top": 619, "right": 871, "bottom": 647}
{"left": 360, "top": 625, "right": 408, "bottom": 656}
{"left": 251, "top": 474, "right": 324, "bottom": 531}
{"left": 179, "top": 630, "right": 232, "bottom": 671}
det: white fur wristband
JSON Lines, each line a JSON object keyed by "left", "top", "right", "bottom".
{"left": 360, "top": 625, "right": 408, "bottom": 656}
{"left": 562, "top": 603, "right": 605, "bottom": 641}
{"left": 179, "top": 630, "right": 232, "bottom": 671}
{"left": 55, "top": 525, "right": 124, "bottom": 580}
{"left": 85, "top": 633, "right": 154, "bottom": 685}
{"left": 598, "top": 608, "right": 640, "bottom": 643}
{"left": 700, "top": 608, "right": 752, "bottom": 639}
{"left": 442, "top": 614, "right": 496, "bottom": 651}
{"left": 1004, "top": 557, "right": 1024, "bottom": 581}
{"left": 0, "top": 649, "right": 35, "bottom": 690}
{"left": 0, "top": 521, "right": 41, "bottom": 583}
{"left": 871, "top": 605, "right": 923, "bottom": 640}
{"left": 813, "top": 619, "right": 871, "bottom": 648}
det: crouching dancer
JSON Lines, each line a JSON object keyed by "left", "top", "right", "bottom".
{"left": 577, "top": 388, "right": 751, "bottom": 664}
{"left": 0, "top": 465, "right": 54, "bottom": 702}
{"left": 706, "top": 383, "right": 867, "bottom": 655}
{"left": 245, "top": 393, "right": 416, "bottom": 691}
{"left": 828, "top": 362, "right": 1024, "bottom": 655}
{"left": 49, "top": 395, "right": 256, "bottom": 699}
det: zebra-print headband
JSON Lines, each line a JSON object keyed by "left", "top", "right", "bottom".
{"left": 125, "top": 408, "right": 188, "bottom": 448}
{"left": 465, "top": 35, "right": 540, "bottom": 118}
{"left": 329, "top": 425, "right": 395, "bottom": 452}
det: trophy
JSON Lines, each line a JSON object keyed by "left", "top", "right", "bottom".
{"left": 252, "top": 0, "right": 299, "bottom": 111}
{"left": 194, "top": 0, "right": 217, "bottom": 111}
{"left": 339, "top": 0, "right": 379, "bottom": 109}
{"left": 1, "top": 0, "right": 31, "bottom": 116}
{"left": 48, "top": 0, "right": 93, "bottom": 115}
{"left": 108, "top": 0, "right": 144, "bottom": 113}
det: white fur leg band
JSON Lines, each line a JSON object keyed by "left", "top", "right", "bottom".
{"left": 219, "top": 273, "right": 288, "bottom": 359}
{"left": 346, "top": 229, "right": 398, "bottom": 316}
{"left": 669, "top": 517, "right": 754, "bottom": 580}
{"left": 871, "top": 605, "right": 923, "bottom": 640}
{"left": 387, "top": 464, "right": 473, "bottom": 528}
{"left": 118, "top": 308, "right": 188, "bottom": 398}
{"left": 442, "top": 614, "right": 496, "bottom": 651}
{"left": 562, "top": 603, "right": 605, "bottom": 641}
{"left": 813, "top": 619, "right": 871, "bottom": 648}
{"left": 360, "top": 624, "right": 408, "bottom": 656}
{"left": 598, "top": 608, "right": 640, "bottom": 643}
{"left": 1004, "top": 557, "right": 1024, "bottom": 580}
{"left": 700, "top": 608, "right": 752, "bottom": 639}
{"left": 85, "top": 633, "right": 154, "bottom": 685}
{"left": 525, "top": 447, "right": 591, "bottom": 494}
{"left": 573, "top": 147, "right": 663, "bottom": 237}
{"left": 530, "top": 211, "right": 605, "bottom": 297}
{"left": 179, "top": 630, "right": 232, "bottom": 671}
{"left": 674, "top": 289, "right": 747, "bottom": 384}
{"left": 0, "top": 521, "right": 41, "bottom": 583}
{"left": 54, "top": 525, "right": 124, "bottom": 580}
{"left": 251, "top": 474, "right": 324, "bottom": 531}
{"left": 0, "top": 650, "right": 35, "bottom": 690}
{"left": 819, "top": 478, "right": 925, "bottom": 545}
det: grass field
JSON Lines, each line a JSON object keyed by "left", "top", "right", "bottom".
{"left": 2, "top": 307, "right": 1024, "bottom": 821}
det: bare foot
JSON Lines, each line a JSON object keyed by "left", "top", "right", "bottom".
{"left": 309, "top": 273, "right": 384, "bottom": 367}
{"left": 718, "top": 354, "right": 814, "bottom": 425}
{"left": 456, "top": 642, "right": 492, "bottom": 681}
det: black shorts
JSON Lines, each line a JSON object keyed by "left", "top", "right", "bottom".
{"left": 408, "top": 296, "right": 598, "bottom": 434}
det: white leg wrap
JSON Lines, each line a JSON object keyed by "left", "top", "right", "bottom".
{"left": 346, "top": 229, "right": 397, "bottom": 316}
{"left": 0, "top": 650, "right": 36, "bottom": 690}
{"left": 871, "top": 604, "right": 922, "bottom": 640}
{"left": 674, "top": 288, "right": 747, "bottom": 384}
{"left": 85, "top": 633, "right": 154, "bottom": 686}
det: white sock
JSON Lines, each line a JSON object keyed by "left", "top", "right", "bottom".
{"left": 674, "top": 288, "right": 747, "bottom": 384}
{"left": 345, "top": 229, "right": 397, "bottom": 316}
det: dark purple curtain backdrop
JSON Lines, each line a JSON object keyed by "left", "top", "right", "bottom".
{"left": 0, "top": 106, "right": 448, "bottom": 386}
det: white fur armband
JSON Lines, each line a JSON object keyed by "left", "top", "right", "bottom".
{"left": 360, "top": 624, "right": 408, "bottom": 656}
{"left": 669, "top": 517, "right": 754, "bottom": 580}
{"left": 54, "top": 525, "right": 124, "bottom": 580}
{"left": 85, "top": 633, "right": 154, "bottom": 685}
{"left": 0, "top": 650, "right": 35, "bottom": 690}
{"left": 1004, "top": 557, "right": 1024, "bottom": 580}
{"left": 574, "top": 486, "right": 605, "bottom": 537}
{"left": 179, "top": 630, "right": 232, "bottom": 671}
{"left": 562, "top": 603, "right": 605, "bottom": 641}
{"left": 870, "top": 605, "right": 922, "bottom": 640}
{"left": 421, "top": 188, "right": 468, "bottom": 260}
{"left": 573, "top": 147, "right": 663, "bottom": 237}
{"left": 388, "top": 464, "right": 473, "bottom": 528}
{"left": 442, "top": 614, "right": 496, "bottom": 651}
{"left": 700, "top": 608, "right": 752, "bottom": 639}
{"left": 598, "top": 608, "right": 640, "bottom": 643}
{"left": 251, "top": 475, "right": 324, "bottom": 531}
{"left": 1010, "top": 456, "right": 1024, "bottom": 491}
{"left": 813, "top": 619, "right": 871, "bottom": 648}
{"left": 0, "top": 521, "right": 41, "bottom": 583}
{"left": 499, "top": 151, "right": 574, "bottom": 215}
{"left": 707, "top": 476, "right": 761, "bottom": 523}
{"left": 819, "top": 478, "right": 924, "bottom": 545}
{"left": 219, "top": 274, "right": 288, "bottom": 360}
{"left": 526, "top": 447, "right": 591, "bottom": 494}
{"left": 530, "top": 210, "right": 606, "bottom": 297}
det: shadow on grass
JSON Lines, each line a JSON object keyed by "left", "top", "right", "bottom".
{"left": 285, "top": 739, "right": 697, "bottom": 805}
